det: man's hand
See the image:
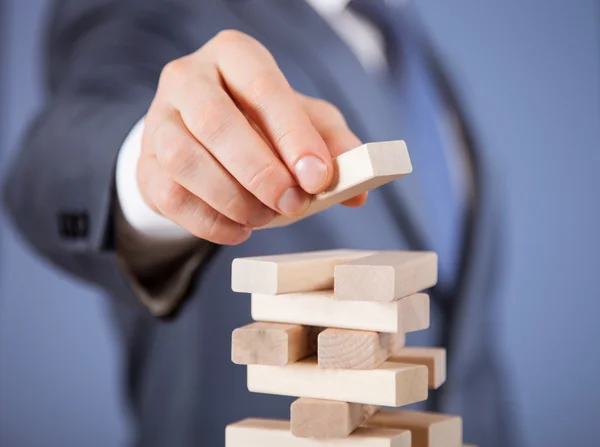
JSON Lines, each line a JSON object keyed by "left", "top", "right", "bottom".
{"left": 138, "top": 30, "right": 366, "bottom": 245}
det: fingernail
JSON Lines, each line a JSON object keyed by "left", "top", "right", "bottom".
{"left": 248, "top": 207, "right": 276, "bottom": 227}
{"left": 294, "top": 156, "right": 328, "bottom": 192}
{"left": 277, "top": 186, "right": 310, "bottom": 215}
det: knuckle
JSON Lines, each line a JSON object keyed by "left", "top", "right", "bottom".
{"left": 222, "top": 190, "right": 250, "bottom": 222}
{"left": 155, "top": 133, "right": 196, "bottom": 178}
{"left": 195, "top": 211, "right": 238, "bottom": 244}
{"left": 190, "top": 96, "right": 235, "bottom": 143}
{"left": 213, "top": 29, "right": 253, "bottom": 48}
{"left": 160, "top": 58, "right": 189, "bottom": 86}
{"left": 154, "top": 180, "right": 189, "bottom": 216}
{"left": 242, "top": 158, "right": 280, "bottom": 197}
{"left": 244, "top": 73, "right": 282, "bottom": 107}
{"left": 315, "top": 98, "right": 346, "bottom": 124}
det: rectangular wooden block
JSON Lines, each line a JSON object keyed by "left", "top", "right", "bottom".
{"left": 232, "top": 322, "right": 321, "bottom": 366}
{"left": 390, "top": 347, "right": 446, "bottom": 389}
{"left": 247, "top": 356, "right": 428, "bottom": 407}
{"left": 226, "top": 418, "right": 411, "bottom": 446}
{"left": 291, "top": 398, "right": 379, "bottom": 439}
{"left": 334, "top": 251, "right": 438, "bottom": 302}
{"left": 364, "top": 409, "right": 462, "bottom": 447}
{"left": 232, "top": 249, "right": 373, "bottom": 294}
{"left": 251, "top": 291, "right": 429, "bottom": 334}
{"left": 261, "top": 141, "right": 412, "bottom": 229}
{"left": 318, "top": 328, "right": 406, "bottom": 370}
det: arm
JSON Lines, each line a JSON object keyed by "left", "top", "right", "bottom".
{"left": 3, "top": 0, "right": 365, "bottom": 315}
{"left": 2, "top": 0, "right": 201, "bottom": 312}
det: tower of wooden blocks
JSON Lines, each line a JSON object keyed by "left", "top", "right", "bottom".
{"left": 227, "top": 249, "right": 475, "bottom": 447}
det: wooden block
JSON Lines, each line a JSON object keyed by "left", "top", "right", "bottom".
{"left": 251, "top": 291, "right": 429, "bottom": 333}
{"left": 226, "top": 418, "right": 411, "bottom": 446}
{"left": 334, "top": 251, "right": 438, "bottom": 302}
{"left": 390, "top": 347, "right": 446, "bottom": 389}
{"left": 260, "top": 141, "right": 412, "bottom": 229}
{"left": 318, "top": 328, "right": 406, "bottom": 369}
{"left": 232, "top": 249, "right": 373, "bottom": 294}
{"left": 364, "top": 409, "right": 462, "bottom": 447}
{"left": 247, "top": 356, "right": 428, "bottom": 407}
{"left": 231, "top": 322, "right": 321, "bottom": 366}
{"left": 291, "top": 398, "right": 379, "bottom": 439}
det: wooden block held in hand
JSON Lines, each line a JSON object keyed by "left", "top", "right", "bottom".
{"left": 291, "top": 398, "right": 379, "bottom": 439}
{"left": 232, "top": 249, "right": 373, "bottom": 294}
{"left": 247, "top": 357, "right": 428, "bottom": 407}
{"left": 364, "top": 409, "right": 462, "bottom": 447}
{"left": 251, "top": 291, "right": 429, "bottom": 333}
{"left": 335, "top": 251, "right": 438, "bottom": 302}
{"left": 226, "top": 418, "right": 411, "bottom": 446}
{"left": 318, "top": 328, "right": 406, "bottom": 369}
{"left": 260, "top": 141, "right": 412, "bottom": 229}
{"left": 390, "top": 347, "right": 446, "bottom": 389}
{"left": 231, "top": 322, "right": 321, "bottom": 366}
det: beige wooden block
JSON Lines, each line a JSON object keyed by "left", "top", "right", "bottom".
{"left": 318, "top": 328, "right": 406, "bottom": 370}
{"left": 390, "top": 347, "right": 446, "bottom": 389}
{"left": 232, "top": 249, "right": 373, "bottom": 294}
{"left": 364, "top": 409, "right": 462, "bottom": 447}
{"left": 226, "top": 418, "right": 411, "bottom": 446}
{"left": 291, "top": 398, "right": 379, "bottom": 439}
{"left": 251, "top": 291, "right": 429, "bottom": 333}
{"left": 247, "top": 356, "right": 428, "bottom": 407}
{"left": 334, "top": 251, "right": 438, "bottom": 302}
{"left": 260, "top": 141, "right": 412, "bottom": 229}
{"left": 231, "top": 322, "right": 322, "bottom": 366}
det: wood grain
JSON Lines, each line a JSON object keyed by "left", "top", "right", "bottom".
{"left": 231, "top": 322, "right": 321, "bottom": 366}
{"left": 251, "top": 291, "right": 429, "bottom": 333}
{"left": 334, "top": 251, "right": 438, "bottom": 301}
{"left": 290, "top": 398, "right": 379, "bottom": 439}
{"left": 232, "top": 249, "right": 373, "bottom": 294}
{"left": 318, "top": 328, "right": 406, "bottom": 369}
{"left": 226, "top": 418, "right": 411, "bottom": 446}
{"left": 247, "top": 356, "right": 428, "bottom": 407}
{"left": 259, "top": 141, "right": 412, "bottom": 229}
{"left": 390, "top": 347, "right": 446, "bottom": 389}
{"left": 364, "top": 409, "right": 462, "bottom": 447}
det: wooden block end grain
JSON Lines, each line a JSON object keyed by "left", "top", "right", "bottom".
{"left": 334, "top": 251, "right": 438, "bottom": 302}
{"left": 364, "top": 409, "right": 462, "bottom": 447}
{"left": 232, "top": 249, "right": 373, "bottom": 294}
{"left": 291, "top": 398, "right": 379, "bottom": 439}
{"left": 318, "top": 328, "right": 406, "bottom": 369}
{"left": 390, "top": 347, "right": 446, "bottom": 389}
{"left": 231, "top": 322, "right": 320, "bottom": 366}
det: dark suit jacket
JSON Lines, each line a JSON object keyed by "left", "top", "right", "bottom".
{"left": 3, "top": 0, "right": 519, "bottom": 445}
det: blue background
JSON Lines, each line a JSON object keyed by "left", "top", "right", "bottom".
{"left": 1, "top": 1, "right": 598, "bottom": 446}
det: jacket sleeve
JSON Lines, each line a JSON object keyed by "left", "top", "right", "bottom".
{"left": 2, "top": 0, "right": 215, "bottom": 315}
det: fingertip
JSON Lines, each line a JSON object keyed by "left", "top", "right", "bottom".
{"left": 341, "top": 192, "right": 368, "bottom": 208}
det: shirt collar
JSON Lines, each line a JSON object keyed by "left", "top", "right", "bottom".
{"left": 305, "top": 0, "right": 351, "bottom": 19}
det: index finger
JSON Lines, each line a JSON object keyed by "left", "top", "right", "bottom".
{"left": 206, "top": 30, "right": 334, "bottom": 194}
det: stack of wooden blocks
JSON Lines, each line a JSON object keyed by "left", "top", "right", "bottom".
{"left": 226, "top": 249, "right": 475, "bottom": 447}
